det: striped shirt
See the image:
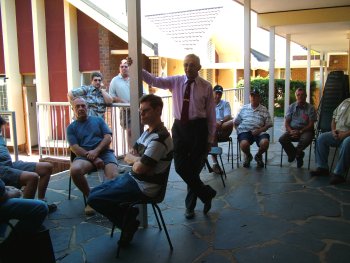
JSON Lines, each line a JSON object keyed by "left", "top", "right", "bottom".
{"left": 130, "top": 124, "right": 173, "bottom": 197}
{"left": 234, "top": 103, "right": 272, "bottom": 135}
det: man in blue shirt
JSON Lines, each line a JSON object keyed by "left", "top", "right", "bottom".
{"left": 67, "top": 98, "right": 118, "bottom": 215}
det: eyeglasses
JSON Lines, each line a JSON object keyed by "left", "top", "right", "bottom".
{"left": 120, "top": 65, "right": 128, "bottom": 69}
{"left": 138, "top": 108, "right": 152, "bottom": 114}
{"left": 93, "top": 79, "right": 102, "bottom": 82}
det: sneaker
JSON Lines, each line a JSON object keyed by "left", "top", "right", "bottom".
{"left": 329, "top": 173, "right": 346, "bottom": 185}
{"left": 310, "top": 168, "right": 329, "bottom": 177}
{"left": 118, "top": 219, "right": 140, "bottom": 247}
{"left": 254, "top": 154, "right": 264, "bottom": 168}
{"left": 84, "top": 204, "right": 96, "bottom": 216}
{"left": 185, "top": 209, "right": 195, "bottom": 219}
{"left": 243, "top": 153, "right": 253, "bottom": 168}
{"left": 296, "top": 152, "right": 305, "bottom": 168}
{"left": 211, "top": 163, "right": 222, "bottom": 174}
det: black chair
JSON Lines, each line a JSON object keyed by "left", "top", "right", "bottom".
{"left": 110, "top": 165, "right": 173, "bottom": 257}
{"left": 218, "top": 136, "right": 234, "bottom": 169}
{"left": 280, "top": 140, "right": 313, "bottom": 169}
{"left": 206, "top": 146, "right": 227, "bottom": 187}
{"left": 236, "top": 138, "right": 267, "bottom": 168}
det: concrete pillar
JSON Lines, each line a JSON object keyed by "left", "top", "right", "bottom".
{"left": 269, "top": 26, "right": 275, "bottom": 141}
{"left": 306, "top": 45, "right": 311, "bottom": 103}
{"left": 64, "top": 0, "right": 80, "bottom": 91}
{"left": 284, "top": 34, "right": 291, "bottom": 116}
{"left": 1, "top": 0, "right": 25, "bottom": 144}
{"left": 319, "top": 51, "right": 324, "bottom": 100}
{"left": 243, "top": 0, "right": 251, "bottom": 104}
{"left": 32, "top": 0, "right": 50, "bottom": 102}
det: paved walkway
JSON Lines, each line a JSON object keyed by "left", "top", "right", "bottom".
{"left": 28, "top": 118, "right": 350, "bottom": 262}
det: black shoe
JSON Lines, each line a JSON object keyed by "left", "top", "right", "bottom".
{"left": 118, "top": 219, "right": 140, "bottom": 247}
{"left": 296, "top": 152, "right": 304, "bottom": 168}
{"left": 243, "top": 153, "right": 253, "bottom": 168}
{"left": 185, "top": 209, "right": 195, "bottom": 219}
{"left": 47, "top": 203, "right": 57, "bottom": 214}
{"left": 329, "top": 173, "right": 346, "bottom": 185}
{"left": 254, "top": 154, "right": 264, "bottom": 168}
{"left": 203, "top": 188, "right": 217, "bottom": 214}
{"left": 287, "top": 153, "right": 296, "bottom": 163}
{"left": 310, "top": 168, "right": 329, "bottom": 177}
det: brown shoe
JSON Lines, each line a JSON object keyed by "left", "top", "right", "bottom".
{"left": 309, "top": 168, "right": 329, "bottom": 177}
{"left": 329, "top": 173, "right": 346, "bottom": 185}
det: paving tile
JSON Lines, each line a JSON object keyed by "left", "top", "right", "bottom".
{"left": 234, "top": 242, "right": 320, "bottom": 263}
{"left": 58, "top": 249, "right": 84, "bottom": 263}
{"left": 258, "top": 182, "right": 304, "bottom": 195}
{"left": 264, "top": 190, "right": 340, "bottom": 220}
{"left": 225, "top": 184, "right": 261, "bottom": 213}
{"left": 214, "top": 210, "right": 295, "bottom": 249}
{"left": 279, "top": 231, "right": 325, "bottom": 252}
{"left": 343, "top": 204, "right": 350, "bottom": 220}
{"left": 321, "top": 187, "right": 350, "bottom": 203}
{"left": 50, "top": 227, "right": 72, "bottom": 252}
{"left": 196, "top": 252, "right": 232, "bottom": 263}
{"left": 76, "top": 222, "right": 109, "bottom": 244}
{"left": 325, "top": 243, "right": 350, "bottom": 263}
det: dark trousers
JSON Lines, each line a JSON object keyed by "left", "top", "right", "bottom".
{"left": 172, "top": 119, "right": 215, "bottom": 210}
{"left": 279, "top": 130, "right": 314, "bottom": 158}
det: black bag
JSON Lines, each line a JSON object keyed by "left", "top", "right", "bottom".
{"left": 0, "top": 227, "right": 55, "bottom": 263}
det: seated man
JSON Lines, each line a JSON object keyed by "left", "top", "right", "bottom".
{"left": 211, "top": 85, "right": 233, "bottom": 173}
{"left": 310, "top": 97, "right": 350, "bottom": 185}
{"left": 67, "top": 98, "right": 118, "bottom": 215}
{"left": 234, "top": 89, "right": 273, "bottom": 168}
{"left": 88, "top": 94, "right": 173, "bottom": 246}
{"left": 0, "top": 117, "right": 56, "bottom": 212}
{"left": 279, "top": 88, "right": 316, "bottom": 168}
{"left": 0, "top": 178, "right": 49, "bottom": 261}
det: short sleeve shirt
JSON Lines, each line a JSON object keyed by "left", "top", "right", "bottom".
{"left": 215, "top": 100, "right": 231, "bottom": 121}
{"left": 333, "top": 98, "right": 350, "bottom": 131}
{"left": 67, "top": 116, "right": 112, "bottom": 151}
{"left": 234, "top": 103, "right": 272, "bottom": 135}
{"left": 286, "top": 102, "right": 317, "bottom": 129}
{"left": 71, "top": 85, "right": 107, "bottom": 118}
{"left": 109, "top": 74, "right": 130, "bottom": 102}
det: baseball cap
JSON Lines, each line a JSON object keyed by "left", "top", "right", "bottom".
{"left": 250, "top": 89, "right": 260, "bottom": 96}
{"left": 213, "top": 85, "right": 223, "bottom": 93}
{"left": 0, "top": 116, "right": 6, "bottom": 126}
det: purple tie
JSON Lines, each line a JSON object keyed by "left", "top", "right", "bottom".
{"left": 181, "top": 80, "right": 193, "bottom": 124}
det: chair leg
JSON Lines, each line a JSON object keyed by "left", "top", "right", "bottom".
{"left": 68, "top": 175, "right": 72, "bottom": 200}
{"left": 236, "top": 140, "right": 240, "bottom": 168}
{"left": 308, "top": 142, "right": 312, "bottom": 170}
{"left": 153, "top": 204, "right": 173, "bottom": 250}
{"left": 111, "top": 224, "right": 116, "bottom": 238}
{"left": 217, "top": 154, "right": 226, "bottom": 187}
{"left": 264, "top": 151, "right": 267, "bottom": 168}
{"left": 151, "top": 204, "right": 162, "bottom": 230}
{"left": 330, "top": 147, "right": 338, "bottom": 171}
{"left": 230, "top": 137, "right": 234, "bottom": 169}
{"left": 280, "top": 146, "right": 283, "bottom": 167}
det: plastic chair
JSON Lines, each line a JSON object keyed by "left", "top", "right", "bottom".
{"left": 111, "top": 165, "right": 173, "bottom": 257}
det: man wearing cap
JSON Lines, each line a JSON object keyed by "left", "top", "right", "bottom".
{"left": 279, "top": 88, "right": 316, "bottom": 168}
{"left": 211, "top": 85, "right": 233, "bottom": 173}
{"left": 234, "top": 89, "right": 273, "bottom": 168}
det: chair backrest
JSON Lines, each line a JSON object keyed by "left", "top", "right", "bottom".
{"left": 150, "top": 164, "right": 172, "bottom": 204}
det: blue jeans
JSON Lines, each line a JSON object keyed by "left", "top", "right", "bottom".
{"left": 0, "top": 198, "right": 48, "bottom": 236}
{"left": 315, "top": 132, "right": 350, "bottom": 176}
{"left": 87, "top": 173, "right": 147, "bottom": 228}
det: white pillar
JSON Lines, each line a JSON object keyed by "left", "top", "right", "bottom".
{"left": 32, "top": 0, "right": 50, "bottom": 102}
{"left": 243, "top": 0, "right": 251, "bottom": 104}
{"left": 306, "top": 45, "right": 311, "bottom": 103}
{"left": 127, "top": 0, "right": 145, "bottom": 226}
{"left": 269, "top": 26, "right": 275, "bottom": 141}
{"left": 1, "top": 0, "right": 25, "bottom": 144}
{"left": 319, "top": 52, "right": 324, "bottom": 100}
{"left": 64, "top": 0, "right": 80, "bottom": 91}
{"left": 284, "top": 34, "right": 291, "bottom": 116}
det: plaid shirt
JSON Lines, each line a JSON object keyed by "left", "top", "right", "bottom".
{"left": 71, "top": 85, "right": 107, "bottom": 118}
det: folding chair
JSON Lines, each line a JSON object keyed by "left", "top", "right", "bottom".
{"left": 280, "top": 139, "right": 313, "bottom": 169}
{"left": 236, "top": 138, "right": 267, "bottom": 168}
{"left": 110, "top": 165, "right": 173, "bottom": 257}
{"left": 206, "top": 146, "right": 227, "bottom": 187}
{"left": 218, "top": 136, "right": 234, "bottom": 169}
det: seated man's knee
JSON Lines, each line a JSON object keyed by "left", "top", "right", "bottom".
{"left": 240, "top": 140, "right": 250, "bottom": 150}
{"left": 37, "top": 162, "right": 53, "bottom": 177}
{"left": 20, "top": 172, "right": 39, "bottom": 185}
{"left": 259, "top": 139, "right": 270, "bottom": 149}
{"left": 70, "top": 163, "right": 86, "bottom": 178}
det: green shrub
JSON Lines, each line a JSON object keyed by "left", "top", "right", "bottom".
{"left": 237, "top": 77, "right": 317, "bottom": 117}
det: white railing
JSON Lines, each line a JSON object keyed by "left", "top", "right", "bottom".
{"left": 36, "top": 88, "right": 244, "bottom": 159}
